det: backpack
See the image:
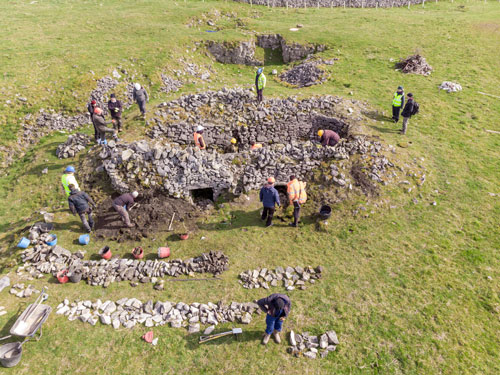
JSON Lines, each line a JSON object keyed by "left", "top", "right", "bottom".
{"left": 411, "top": 101, "right": 420, "bottom": 116}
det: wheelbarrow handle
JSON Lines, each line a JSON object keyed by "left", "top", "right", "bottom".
{"left": 0, "top": 335, "right": 12, "bottom": 342}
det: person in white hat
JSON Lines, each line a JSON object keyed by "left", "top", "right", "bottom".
{"left": 193, "top": 125, "right": 206, "bottom": 150}
{"left": 133, "top": 83, "right": 149, "bottom": 118}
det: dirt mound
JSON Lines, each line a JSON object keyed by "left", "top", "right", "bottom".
{"left": 93, "top": 191, "right": 199, "bottom": 242}
{"left": 396, "top": 54, "right": 432, "bottom": 76}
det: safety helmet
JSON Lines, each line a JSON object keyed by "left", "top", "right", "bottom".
{"left": 196, "top": 125, "right": 204, "bottom": 132}
{"left": 91, "top": 100, "right": 97, "bottom": 105}
{"left": 257, "top": 68, "right": 263, "bottom": 74}
{"left": 65, "top": 166, "right": 75, "bottom": 173}
{"left": 94, "top": 107, "right": 102, "bottom": 114}
{"left": 132, "top": 191, "right": 139, "bottom": 198}
{"left": 134, "top": 83, "right": 141, "bottom": 90}
{"left": 317, "top": 129, "right": 324, "bottom": 137}
{"left": 267, "top": 177, "right": 275, "bottom": 184}
{"left": 230, "top": 138, "right": 237, "bottom": 144}
{"left": 397, "top": 86, "right": 403, "bottom": 90}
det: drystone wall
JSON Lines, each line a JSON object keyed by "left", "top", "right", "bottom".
{"left": 149, "top": 88, "right": 350, "bottom": 148}
{"left": 233, "top": 0, "right": 423, "bottom": 8}
{"left": 206, "top": 40, "right": 261, "bottom": 66}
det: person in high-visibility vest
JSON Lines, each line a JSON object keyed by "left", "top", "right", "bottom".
{"left": 255, "top": 67, "right": 266, "bottom": 103}
{"left": 286, "top": 175, "right": 307, "bottom": 227}
{"left": 193, "top": 125, "right": 206, "bottom": 150}
{"left": 61, "top": 166, "right": 80, "bottom": 197}
{"left": 392, "top": 86, "right": 405, "bottom": 123}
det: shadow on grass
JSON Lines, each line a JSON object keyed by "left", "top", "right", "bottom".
{"left": 184, "top": 329, "right": 263, "bottom": 350}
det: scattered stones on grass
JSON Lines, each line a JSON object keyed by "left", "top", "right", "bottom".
{"left": 234, "top": 0, "right": 423, "bottom": 8}
{"left": 287, "top": 330, "right": 338, "bottom": 359}
{"left": 56, "top": 133, "right": 92, "bottom": 159}
{"left": 9, "top": 283, "right": 39, "bottom": 298}
{"left": 279, "top": 60, "right": 328, "bottom": 88}
{"left": 439, "top": 81, "right": 462, "bottom": 93}
{"left": 160, "top": 74, "right": 184, "bottom": 94}
{"left": 395, "top": 54, "right": 432, "bottom": 76}
{"left": 21, "top": 235, "right": 229, "bottom": 288}
{"left": 57, "top": 298, "right": 262, "bottom": 330}
{"left": 239, "top": 266, "right": 323, "bottom": 290}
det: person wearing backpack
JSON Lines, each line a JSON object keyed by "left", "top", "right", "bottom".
{"left": 401, "top": 93, "right": 419, "bottom": 135}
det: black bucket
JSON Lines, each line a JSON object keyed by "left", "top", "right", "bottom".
{"left": 0, "top": 342, "right": 22, "bottom": 368}
{"left": 69, "top": 271, "right": 82, "bottom": 283}
{"left": 319, "top": 205, "right": 332, "bottom": 220}
{"left": 33, "top": 222, "right": 54, "bottom": 233}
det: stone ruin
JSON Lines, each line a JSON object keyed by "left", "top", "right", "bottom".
{"left": 279, "top": 59, "right": 330, "bottom": 88}
{"left": 95, "top": 88, "right": 392, "bottom": 203}
{"left": 56, "top": 133, "right": 92, "bottom": 159}
{"left": 233, "top": 0, "right": 423, "bottom": 7}
{"left": 207, "top": 34, "right": 326, "bottom": 66}
{"left": 57, "top": 297, "right": 261, "bottom": 331}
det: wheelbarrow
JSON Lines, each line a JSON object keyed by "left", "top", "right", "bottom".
{"left": 0, "top": 288, "right": 52, "bottom": 368}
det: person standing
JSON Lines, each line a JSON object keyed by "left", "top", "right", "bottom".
{"left": 112, "top": 191, "right": 139, "bottom": 228}
{"left": 259, "top": 177, "right": 280, "bottom": 227}
{"left": 61, "top": 166, "right": 80, "bottom": 197}
{"left": 255, "top": 68, "right": 266, "bottom": 103}
{"left": 193, "top": 125, "right": 206, "bottom": 150}
{"left": 392, "top": 86, "right": 405, "bottom": 123}
{"left": 133, "top": 83, "right": 149, "bottom": 118}
{"left": 87, "top": 100, "right": 98, "bottom": 141}
{"left": 287, "top": 175, "right": 307, "bottom": 227}
{"left": 257, "top": 293, "right": 291, "bottom": 345}
{"left": 400, "top": 92, "right": 416, "bottom": 135}
{"left": 107, "top": 93, "right": 123, "bottom": 132}
{"left": 317, "top": 129, "right": 340, "bottom": 147}
{"left": 68, "top": 184, "right": 95, "bottom": 233}
{"left": 92, "top": 107, "right": 117, "bottom": 144}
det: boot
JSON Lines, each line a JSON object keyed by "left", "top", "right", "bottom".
{"left": 272, "top": 331, "right": 281, "bottom": 344}
{"left": 261, "top": 333, "right": 271, "bottom": 345}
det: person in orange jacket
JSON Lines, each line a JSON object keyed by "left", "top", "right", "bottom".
{"left": 193, "top": 125, "right": 206, "bottom": 150}
{"left": 286, "top": 175, "right": 307, "bottom": 227}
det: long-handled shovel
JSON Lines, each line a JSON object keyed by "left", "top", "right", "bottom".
{"left": 199, "top": 328, "right": 242, "bottom": 344}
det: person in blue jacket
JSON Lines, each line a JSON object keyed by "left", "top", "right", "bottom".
{"left": 259, "top": 177, "right": 280, "bottom": 227}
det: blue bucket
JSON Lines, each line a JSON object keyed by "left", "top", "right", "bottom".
{"left": 45, "top": 234, "right": 57, "bottom": 246}
{"left": 79, "top": 234, "right": 90, "bottom": 245}
{"left": 17, "top": 237, "right": 30, "bottom": 249}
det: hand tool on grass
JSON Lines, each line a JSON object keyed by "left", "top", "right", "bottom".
{"left": 199, "top": 328, "right": 242, "bottom": 344}
{"left": 167, "top": 212, "right": 176, "bottom": 231}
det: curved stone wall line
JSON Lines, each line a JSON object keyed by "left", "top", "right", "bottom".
{"left": 233, "top": 0, "right": 423, "bottom": 8}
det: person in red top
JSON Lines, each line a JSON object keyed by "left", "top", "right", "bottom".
{"left": 317, "top": 129, "right": 340, "bottom": 147}
{"left": 193, "top": 125, "right": 206, "bottom": 150}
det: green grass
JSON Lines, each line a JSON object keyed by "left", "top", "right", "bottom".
{"left": 0, "top": 1, "right": 500, "bottom": 374}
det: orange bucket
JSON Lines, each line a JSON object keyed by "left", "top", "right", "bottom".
{"left": 133, "top": 247, "right": 144, "bottom": 259}
{"left": 157, "top": 247, "right": 170, "bottom": 259}
{"left": 57, "top": 270, "right": 69, "bottom": 284}
{"left": 99, "top": 246, "right": 112, "bottom": 260}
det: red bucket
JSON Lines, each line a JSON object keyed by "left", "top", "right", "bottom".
{"left": 133, "top": 246, "right": 144, "bottom": 259}
{"left": 57, "top": 270, "right": 69, "bottom": 284}
{"left": 180, "top": 233, "right": 189, "bottom": 241}
{"left": 157, "top": 247, "right": 170, "bottom": 259}
{"left": 99, "top": 246, "right": 112, "bottom": 260}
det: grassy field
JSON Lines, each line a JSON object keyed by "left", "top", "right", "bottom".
{"left": 0, "top": 0, "right": 500, "bottom": 374}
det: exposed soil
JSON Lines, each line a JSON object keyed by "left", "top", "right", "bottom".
{"left": 350, "top": 163, "right": 379, "bottom": 197}
{"left": 93, "top": 191, "right": 200, "bottom": 242}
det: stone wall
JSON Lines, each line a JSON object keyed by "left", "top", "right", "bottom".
{"left": 149, "top": 88, "right": 351, "bottom": 149}
{"left": 233, "top": 0, "right": 423, "bottom": 8}
{"left": 206, "top": 40, "right": 261, "bottom": 66}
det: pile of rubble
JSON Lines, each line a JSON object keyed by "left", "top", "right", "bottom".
{"left": 149, "top": 88, "right": 353, "bottom": 147}
{"left": 239, "top": 266, "right": 323, "bottom": 290}
{"left": 279, "top": 60, "right": 328, "bottom": 88}
{"left": 56, "top": 133, "right": 92, "bottom": 159}
{"left": 57, "top": 298, "right": 261, "bottom": 331}
{"left": 9, "top": 283, "right": 39, "bottom": 299}
{"left": 288, "top": 330, "right": 339, "bottom": 359}
{"left": 21, "top": 235, "right": 229, "bottom": 287}
{"left": 439, "top": 81, "right": 462, "bottom": 93}
{"left": 160, "top": 74, "right": 183, "bottom": 94}
{"left": 173, "top": 57, "right": 212, "bottom": 82}
{"left": 396, "top": 54, "right": 432, "bottom": 76}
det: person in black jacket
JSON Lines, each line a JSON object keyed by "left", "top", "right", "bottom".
{"left": 87, "top": 100, "right": 98, "bottom": 141}
{"left": 68, "top": 185, "right": 96, "bottom": 232}
{"left": 400, "top": 93, "right": 414, "bottom": 135}
{"left": 107, "top": 94, "right": 123, "bottom": 132}
{"left": 259, "top": 177, "right": 280, "bottom": 227}
{"left": 257, "top": 293, "right": 291, "bottom": 345}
